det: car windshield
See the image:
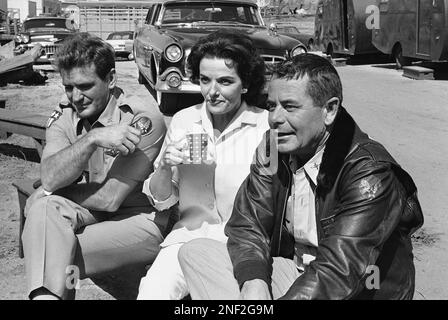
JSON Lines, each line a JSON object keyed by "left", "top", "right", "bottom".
{"left": 278, "top": 26, "right": 299, "bottom": 33}
{"left": 23, "top": 19, "right": 68, "bottom": 31}
{"left": 107, "top": 33, "right": 133, "bottom": 40}
{"left": 161, "top": 2, "right": 262, "bottom": 26}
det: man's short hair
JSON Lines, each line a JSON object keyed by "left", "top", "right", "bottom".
{"left": 54, "top": 33, "right": 115, "bottom": 80}
{"left": 270, "top": 53, "right": 343, "bottom": 107}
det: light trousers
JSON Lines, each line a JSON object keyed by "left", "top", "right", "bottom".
{"left": 22, "top": 195, "right": 164, "bottom": 299}
{"left": 178, "top": 238, "right": 302, "bottom": 300}
{"left": 137, "top": 243, "right": 188, "bottom": 300}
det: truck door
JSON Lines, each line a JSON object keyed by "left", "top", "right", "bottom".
{"left": 417, "top": 0, "right": 432, "bottom": 56}
{"left": 341, "top": 0, "right": 350, "bottom": 50}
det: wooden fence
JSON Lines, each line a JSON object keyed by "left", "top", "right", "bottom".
{"left": 77, "top": 6, "right": 148, "bottom": 39}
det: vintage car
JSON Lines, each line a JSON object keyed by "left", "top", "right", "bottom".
{"left": 106, "top": 31, "right": 134, "bottom": 60}
{"left": 14, "top": 16, "right": 77, "bottom": 63}
{"left": 134, "top": 0, "right": 308, "bottom": 116}
{"left": 275, "top": 24, "right": 314, "bottom": 50}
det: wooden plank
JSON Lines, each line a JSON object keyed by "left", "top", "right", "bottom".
{"left": 0, "top": 40, "right": 15, "bottom": 60}
{"left": 0, "top": 109, "right": 47, "bottom": 140}
{"left": 402, "top": 66, "right": 435, "bottom": 80}
{"left": 0, "top": 44, "right": 42, "bottom": 75}
{"left": 0, "top": 109, "right": 48, "bottom": 126}
{"left": 0, "top": 99, "right": 6, "bottom": 139}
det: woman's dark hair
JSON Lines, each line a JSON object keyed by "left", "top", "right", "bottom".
{"left": 187, "top": 29, "right": 266, "bottom": 106}
{"left": 54, "top": 32, "right": 115, "bottom": 80}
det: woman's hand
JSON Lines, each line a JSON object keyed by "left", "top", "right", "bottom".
{"left": 160, "top": 137, "right": 189, "bottom": 169}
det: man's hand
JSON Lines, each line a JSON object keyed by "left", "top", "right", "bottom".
{"left": 89, "top": 123, "right": 142, "bottom": 156}
{"left": 239, "top": 279, "right": 272, "bottom": 300}
{"left": 24, "top": 186, "right": 49, "bottom": 218}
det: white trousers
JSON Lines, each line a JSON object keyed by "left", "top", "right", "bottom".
{"left": 137, "top": 222, "right": 227, "bottom": 300}
{"left": 137, "top": 243, "right": 187, "bottom": 300}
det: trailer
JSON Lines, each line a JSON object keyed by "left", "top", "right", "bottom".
{"left": 314, "top": 0, "right": 381, "bottom": 57}
{"left": 61, "top": 1, "right": 155, "bottom": 40}
{"left": 372, "top": 0, "right": 448, "bottom": 68}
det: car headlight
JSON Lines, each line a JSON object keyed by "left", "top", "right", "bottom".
{"left": 164, "top": 44, "right": 183, "bottom": 63}
{"left": 21, "top": 35, "right": 30, "bottom": 43}
{"left": 290, "top": 46, "right": 307, "bottom": 57}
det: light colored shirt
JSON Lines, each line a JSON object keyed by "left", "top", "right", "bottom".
{"left": 285, "top": 147, "right": 325, "bottom": 270}
{"left": 143, "top": 101, "right": 269, "bottom": 225}
{"left": 43, "top": 87, "right": 166, "bottom": 209}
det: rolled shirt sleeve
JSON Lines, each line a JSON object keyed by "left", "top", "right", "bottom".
{"left": 41, "top": 110, "right": 73, "bottom": 160}
{"left": 141, "top": 115, "right": 184, "bottom": 210}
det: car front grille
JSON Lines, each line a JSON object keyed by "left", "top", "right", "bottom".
{"left": 261, "top": 54, "right": 286, "bottom": 64}
{"left": 42, "top": 45, "right": 58, "bottom": 55}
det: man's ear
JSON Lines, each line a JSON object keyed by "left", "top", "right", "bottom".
{"left": 108, "top": 68, "right": 117, "bottom": 89}
{"left": 323, "top": 97, "right": 340, "bottom": 126}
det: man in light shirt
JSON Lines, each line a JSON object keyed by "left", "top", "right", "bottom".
{"left": 178, "top": 53, "right": 423, "bottom": 300}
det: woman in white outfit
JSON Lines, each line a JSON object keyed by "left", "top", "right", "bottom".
{"left": 137, "top": 29, "right": 269, "bottom": 300}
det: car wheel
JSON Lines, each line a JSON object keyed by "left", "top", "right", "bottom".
{"left": 157, "top": 93, "right": 180, "bottom": 116}
{"left": 154, "top": 91, "right": 203, "bottom": 116}
{"left": 308, "top": 39, "right": 314, "bottom": 51}
{"left": 326, "top": 43, "right": 335, "bottom": 57}
{"left": 393, "top": 44, "right": 411, "bottom": 69}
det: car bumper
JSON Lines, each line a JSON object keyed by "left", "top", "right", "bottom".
{"left": 15, "top": 43, "right": 59, "bottom": 63}
{"left": 154, "top": 67, "right": 271, "bottom": 95}
{"left": 113, "top": 47, "right": 131, "bottom": 53}
{"left": 155, "top": 67, "right": 200, "bottom": 94}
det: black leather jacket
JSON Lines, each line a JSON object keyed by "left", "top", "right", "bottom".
{"left": 225, "top": 107, "right": 423, "bottom": 300}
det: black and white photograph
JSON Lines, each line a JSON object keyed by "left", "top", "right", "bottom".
{"left": 0, "top": 0, "right": 446, "bottom": 307}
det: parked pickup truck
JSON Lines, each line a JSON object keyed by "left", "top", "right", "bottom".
{"left": 134, "top": 0, "right": 307, "bottom": 116}
{"left": 14, "top": 16, "right": 77, "bottom": 63}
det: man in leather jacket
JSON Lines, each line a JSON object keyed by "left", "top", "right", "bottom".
{"left": 178, "top": 53, "right": 424, "bottom": 300}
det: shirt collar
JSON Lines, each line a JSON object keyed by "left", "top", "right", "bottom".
{"left": 289, "top": 147, "right": 325, "bottom": 186}
{"left": 195, "top": 100, "right": 258, "bottom": 138}
{"left": 93, "top": 87, "right": 124, "bottom": 127}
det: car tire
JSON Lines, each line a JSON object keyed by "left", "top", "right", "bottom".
{"left": 326, "top": 43, "right": 336, "bottom": 58}
{"left": 138, "top": 71, "right": 147, "bottom": 85}
{"left": 155, "top": 92, "right": 204, "bottom": 116}
{"left": 157, "top": 93, "right": 181, "bottom": 116}
{"left": 393, "top": 44, "right": 411, "bottom": 69}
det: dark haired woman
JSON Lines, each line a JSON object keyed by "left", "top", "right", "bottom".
{"left": 138, "top": 29, "right": 269, "bottom": 300}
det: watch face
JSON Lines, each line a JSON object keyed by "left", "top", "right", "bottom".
{"left": 132, "top": 116, "right": 152, "bottom": 135}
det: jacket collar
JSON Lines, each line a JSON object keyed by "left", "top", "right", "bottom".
{"left": 317, "top": 106, "right": 367, "bottom": 192}
{"left": 278, "top": 106, "right": 367, "bottom": 192}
